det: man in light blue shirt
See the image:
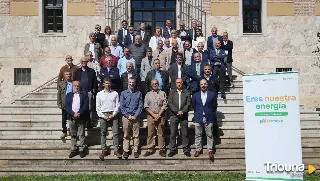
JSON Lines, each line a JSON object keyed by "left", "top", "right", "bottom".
{"left": 109, "top": 36, "right": 124, "bottom": 60}
{"left": 117, "top": 48, "right": 136, "bottom": 75}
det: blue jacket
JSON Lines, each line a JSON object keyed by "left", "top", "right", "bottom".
{"left": 207, "top": 35, "right": 223, "bottom": 52}
{"left": 192, "top": 90, "right": 217, "bottom": 124}
{"left": 124, "top": 34, "right": 135, "bottom": 48}
{"left": 120, "top": 89, "right": 143, "bottom": 118}
{"left": 64, "top": 91, "right": 89, "bottom": 120}
{"left": 187, "top": 62, "right": 206, "bottom": 92}
{"left": 210, "top": 48, "right": 226, "bottom": 71}
{"left": 191, "top": 50, "right": 210, "bottom": 65}
{"left": 99, "top": 67, "right": 121, "bottom": 92}
{"left": 163, "top": 27, "right": 174, "bottom": 39}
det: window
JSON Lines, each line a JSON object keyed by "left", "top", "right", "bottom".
{"left": 243, "top": 0, "right": 262, "bottom": 33}
{"left": 43, "top": 0, "right": 63, "bottom": 33}
{"left": 14, "top": 68, "right": 31, "bottom": 85}
{"left": 276, "top": 68, "right": 292, "bottom": 72}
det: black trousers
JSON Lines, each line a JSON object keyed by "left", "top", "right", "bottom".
{"left": 213, "top": 66, "right": 226, "bottom": 94}
{"left": 62, "top": 109, "right": 68, "bottom": 133}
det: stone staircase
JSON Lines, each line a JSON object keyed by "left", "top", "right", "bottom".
{"left": 0, "top": 74, "right": 320, "bottom": 176}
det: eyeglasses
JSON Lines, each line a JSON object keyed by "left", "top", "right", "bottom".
{"left": 152, "top": 83, "right": 159, "bottom": 85}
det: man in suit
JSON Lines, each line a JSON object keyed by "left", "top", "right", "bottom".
{"left": 99, "top": 56, "right": 121, "bottom": 93}
{"left": 183, "top": 40, "right": 197, "bottom": 66}
{"left": 121, "top": 62, "right": 140, "bottom": 91}
{"left": 163, "top": 19, "right": 174, "bottom": 39}
{"left": 57, "top": 71, "right": 73, "bottom": 139}
{"left": 73, "top": 59, "right": 98, "bottom": 128}
{"left": 202, "top": 64, "right": 219, "bottom": 94}
{"left": 210, "top": 40, "right": 226, "bottom": 99}
{"left": 192, "top": 79, "right": 217, "bottom": 159}
{"left": 145, "top": 58, "right": 170, "bottom": 94}
{"left": 167, "top": 78, "right": 191, "bottom": 157}
{"left": 124, "top": 25, "right": 135, "bottom": 48}
{"left": 187, "top": 52, "right": 206, "bottom": 94}
{"left": 64, "top": 81, "right": 89, "bottom": 158}
{"left": 221, "top": 32, "right": 234, "bottom": 87}
{"left": 136, "top": 22, "right": 151, "bottom": 45}
{"left": 192, "top": 42, "right": 210, "bottom": 65}
{"left": 177, "top": 21, "right": 191, "bottom": 44}
{"left": 168, "top": 53, "right": 188, "bottom": 90}
{"left": 117, "top": 20, "right": 128, "bottom": 48}
{"left": 207, "top": 27, "right": 222, "bottom": 52}
{"left": 188, "top": 21, "right": 198, "bottom": 42}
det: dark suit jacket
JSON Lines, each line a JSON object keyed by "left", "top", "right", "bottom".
{"left": 191, "top": 50, "right": 210, "bottom": 65}
{"left": 99, "top": 67, "right": 121, "bottom": 92}
{"left": 136, "top": 30, "right": 151, "bottom": 44}
{"left": 117, "top": 28, "right": 128, "bottom": 46}
{"left": 220, "top": 40, "right": 233, "bottom": 63}
{"left": 124, "top": 34, "right": 135, "bottom": 48}
{"left": 168, "top": 89, "right": 191, "bottom": 117}
{"left": 207, "top": 35, "right": 223, "bottom": 51}
{"left": 209, "top": 48, "right": 226, "bottom": 71}
{"left": 168, "top": 63, "right": 188, "bottom": 90}
{"left": 163, "top": 27, "right": 174, "bottom": 39}
{"left": 73, "top": 67, "right": 98, "bottom": 94}
{"left": 187, "top": 62, "right": 206, "bottom": 92}
{"left": 64, "top": 91, "right": 89, "bottom": 120}
{"left": 145, "top": 69, "right": 169, "bottom": 94}
{"left": 201, "top": 74, "right": 219, "bottom": 94}
{"left": 177, "top": 29, "right": 192, "bottom": 42}
{"left": 192, "top": 90, "right": 217, "bottom": 124}
{"left": 121, "top": 71, "right": 141, "bottom": 91}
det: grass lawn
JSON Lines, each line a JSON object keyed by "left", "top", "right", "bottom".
{"left": 0, "top": 173, "right": 319, "bottom": 181}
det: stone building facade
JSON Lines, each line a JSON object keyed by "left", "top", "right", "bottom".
{"left": 0, "top": 0, "right": 320, "bottom": 109}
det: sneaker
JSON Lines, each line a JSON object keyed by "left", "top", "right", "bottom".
{"left": 79, "top": 151, "right": 86, "bottom": 158}
{"left": 208, "top": 151, "right": 214, "bottom": 159}
{"left": 60, "top": 133, "right": 67, "bottom": 139}
{"left": 134, "top": 152, "right": 139, "bottom": 158}
{"left": 69, "top": 151, "right": 77, "bottom": 158}
{"left": 194, "top": 151, "right": 200, "bottom": 157}
{"left": 114, "top": 151, "right": 122, "bottom": 159}
{"left": 123, "top": 152, "right": 129, "bottom": 159}
{"left": 99, "top": 151, "right": 106, "bottom": 161}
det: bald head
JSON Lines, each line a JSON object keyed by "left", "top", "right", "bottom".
{"left": 135, "top": 35, "right": 142, "bottom": 44}
{"left": 126, "top": 61, "right": 133, "bottom": 73}
{"left": 211, "top": 27, "right": 218, "bottom": 36}
{"left": 194, "top": 52, "right": 201, "bottom": 62}
{"left": 72, "top": 81, "right": 80, "bottom": 93}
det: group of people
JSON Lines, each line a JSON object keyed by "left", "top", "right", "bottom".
{"left": 56, "top": 19, "right": 234, "bottom": 160}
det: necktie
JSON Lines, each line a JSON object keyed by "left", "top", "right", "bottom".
{"left": 142, "top": 31, "right": 144, "bottom": 40}
{"left": 196, "top": 63, "right": 200, "bottom": 76}
{"left": 123, "top": 29, "right": 126, "bottom": 41}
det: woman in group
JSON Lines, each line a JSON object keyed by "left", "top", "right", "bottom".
{"left": 192, "top": 27, "right": 207, "bottom": 51}
{"left": 104, "top": 26, "right": 112, "bottom": 47}
{"left": 169, "top": 30, "right": 182, "bottom": 48}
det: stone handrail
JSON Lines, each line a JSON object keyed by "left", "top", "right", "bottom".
{"left": 232, "top": 65, "right": 245, "bottom": 76}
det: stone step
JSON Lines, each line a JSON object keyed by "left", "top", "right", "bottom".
{"left": 0, "top": 164, "right": 247, "bottom": 175}
{"left": 1, "top": 134, "right": 320, "bottom": 145}
{"left": 1, "top": 117, "right": 319, "bottom": 128}
{"left": 12, "top": 98, "right": 245, "bottom": 105}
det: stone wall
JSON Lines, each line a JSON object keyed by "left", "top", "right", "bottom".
{"left": 0, "top": 16, "right": 105, "bottom": 104}
{"left": 204, "top": 16, "right": 320, "bottom": 110}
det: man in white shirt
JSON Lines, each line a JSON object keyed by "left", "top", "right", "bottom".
{"left": 96, "top": 78, "right": 121, "bottom": 160}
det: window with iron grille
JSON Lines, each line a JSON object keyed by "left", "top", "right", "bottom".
{"left": 243, "top": 0, "right": 262, "bottom": 33}
{"left": 43, "top": 0, "right": 63, "bottom": 33}
{"left": 14, "top": 68, "right": 31, "bottom": 85}
{"left": 276, "top": 68, "right": 292, "bottom": 72}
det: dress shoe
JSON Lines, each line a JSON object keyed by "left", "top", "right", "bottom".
{"left": 168, "top": 152, "right": 175, "bottom": 157}
{"left": 79, "top": 151, "right": 86, "bottom": 158}
{"left": 184, "top": 152, "right": 191, "bottom": 157}
{"left": 134, "top": 152, "right": 139, "bottom": 158}
{"left": 194, "top": 151, "right": 200, "bottom": 157}
{"left": 159, "top": 150, "right": 166, "bottom": 157}
{"left": 208, "top": 151, "right": 214, "bottom": 159}
{"left": 60, "top": 133, "right": 67, "bottom": 139}
{"left": 123, "top": 152, "right": 129, "bottom": 159}
{"left": 221, "top": 93, "right": 226, "bottom": 99}
{"left": 99, "top": 151, "right": 106, "bottom": 161}
{"left": 143, "top": 151, "right": 153, "bottom": 157}
{"left": 68, "top": 151, "right": 77, "bottom": 158}
{"left": 114, "top": 151, "right": 122, "bottom": 159}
